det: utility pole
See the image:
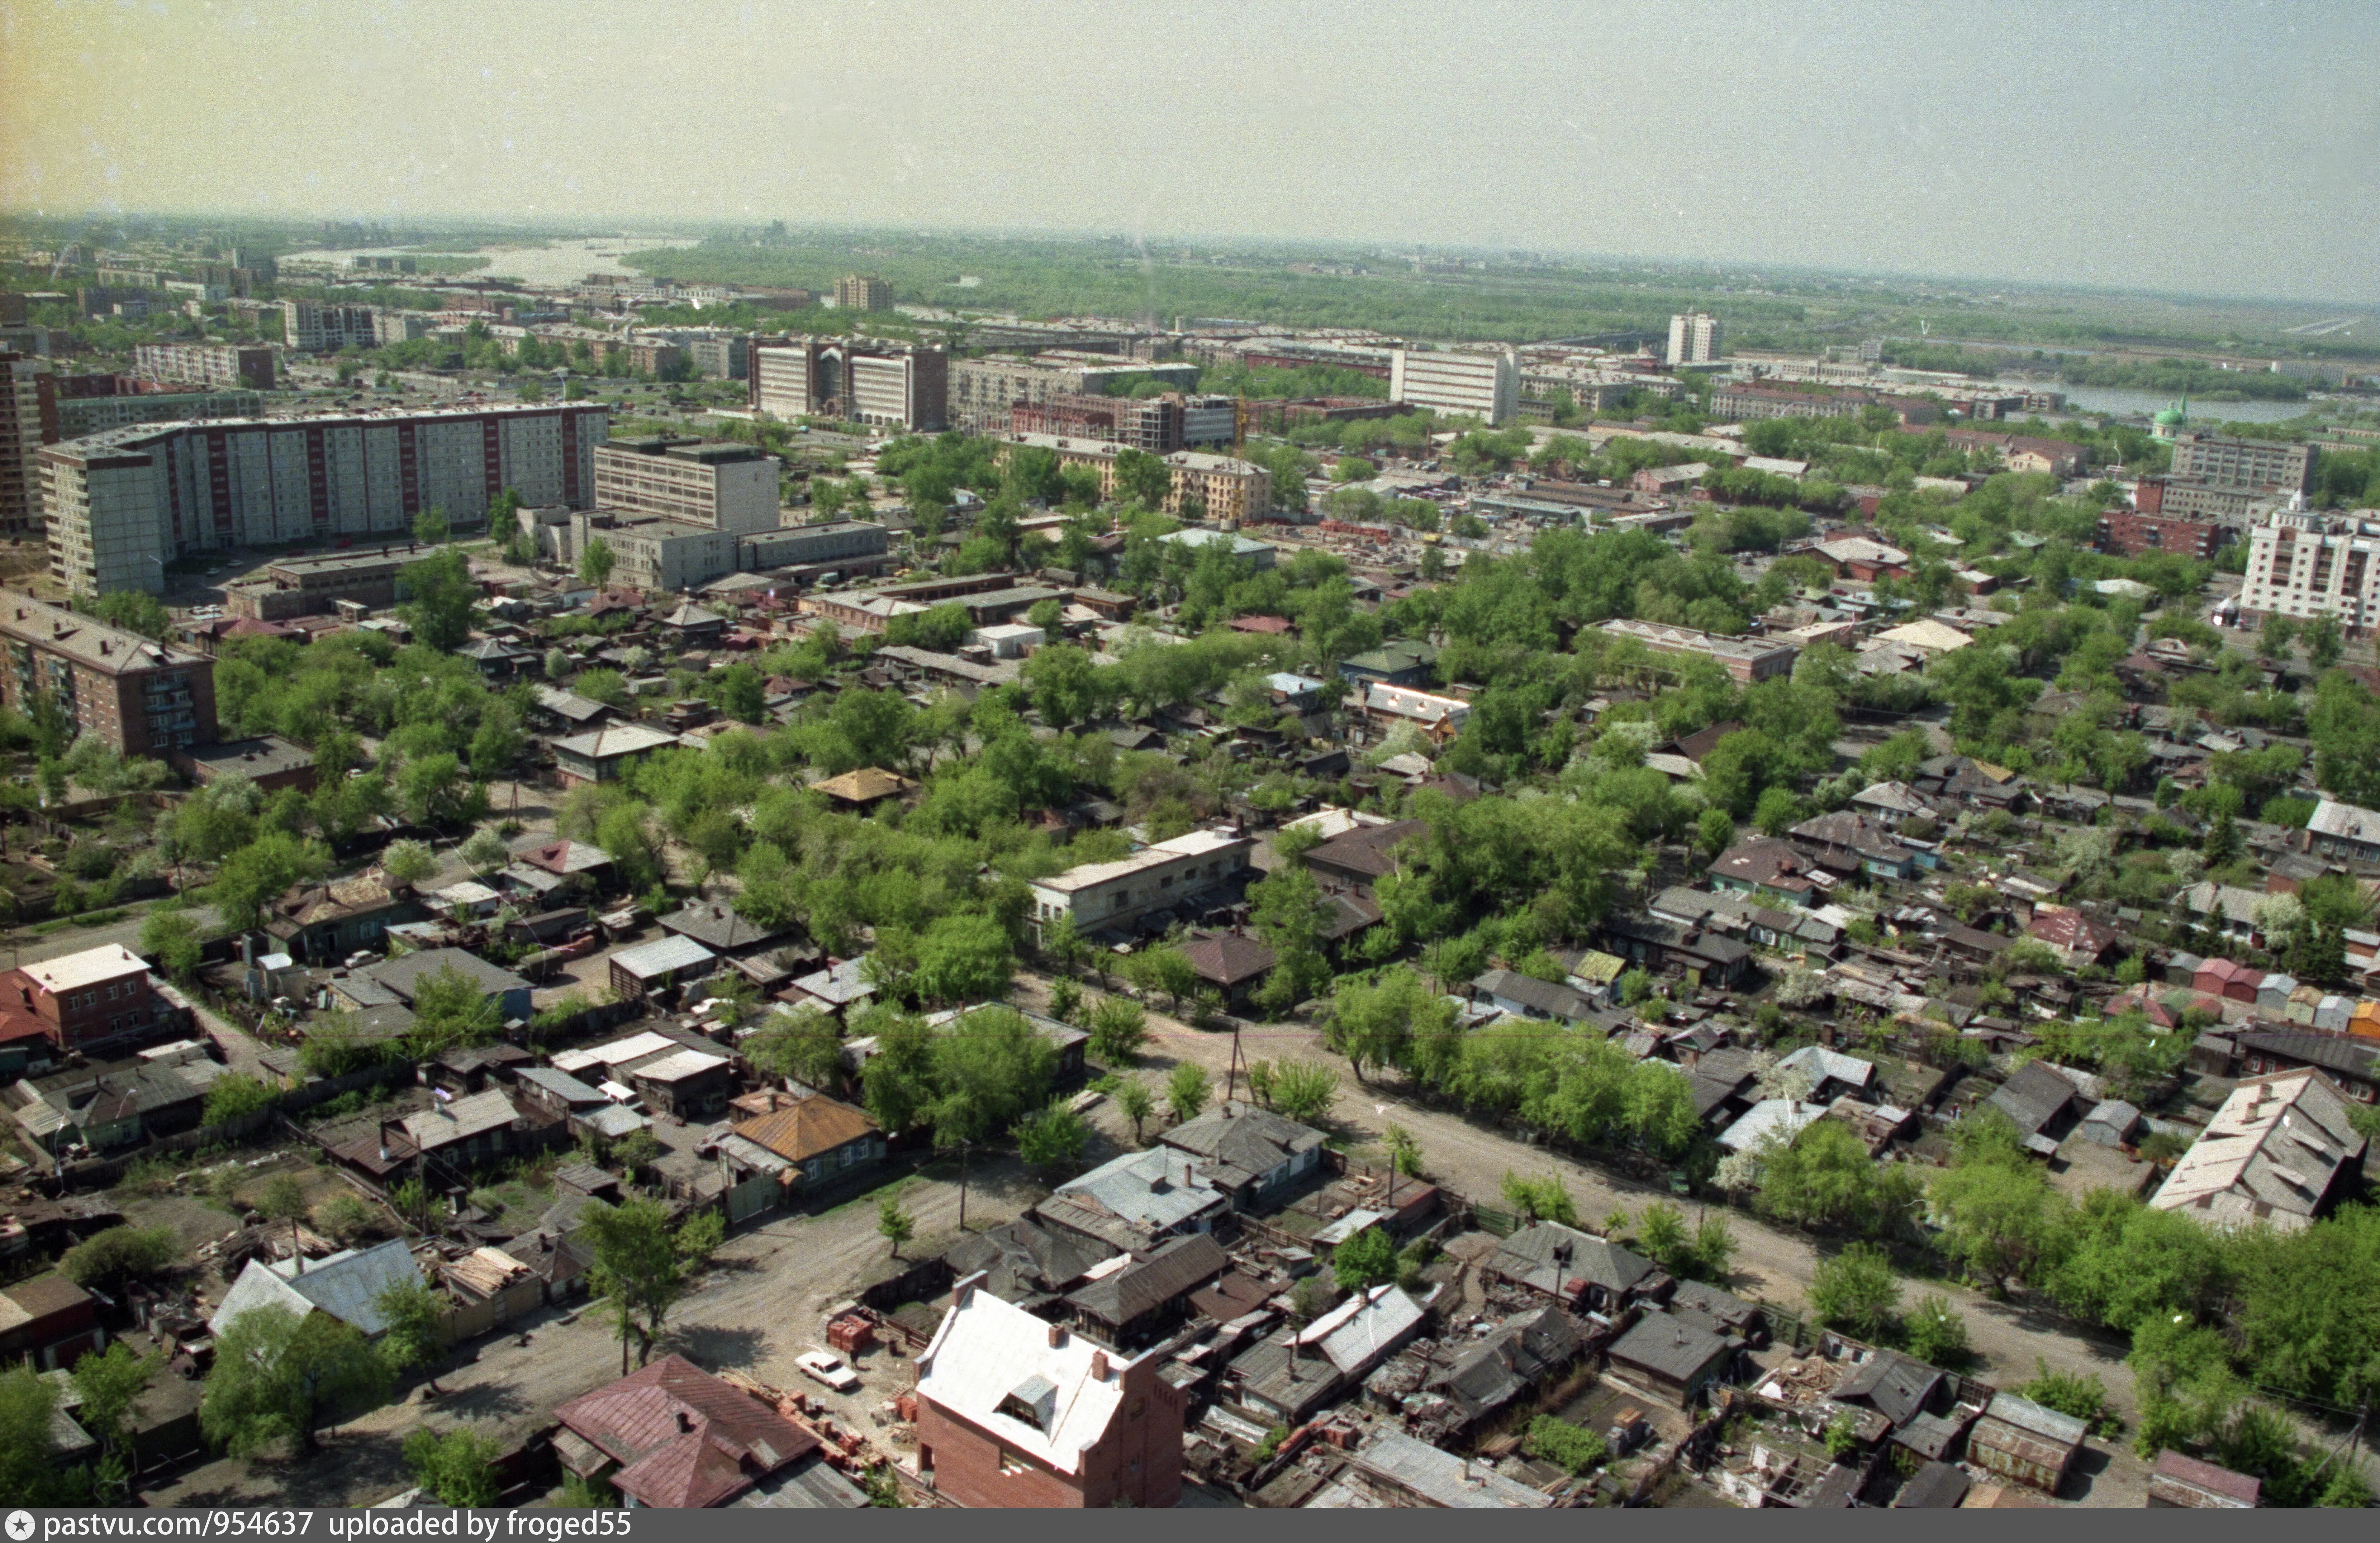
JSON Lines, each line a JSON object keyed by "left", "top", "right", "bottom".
{"left": 956, "top": 1138, "right": 972, "bottom": 1233}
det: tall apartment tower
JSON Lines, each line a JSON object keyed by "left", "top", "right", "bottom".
{"left": 2239, "top": 510, "right": 2380, "bottom": 634}
{"left": 41, "top": 402, "right": 610, "bottom": 595}
{"left": 0, "top": 353, "right": 59, "bottom": 535}
{"left": 1667, "top": 311, "right": 1724, "bottom": 367}
{"left": 835, "top": 273, "right": 893, "bottom": 313}
{"left": 1388, "top": 346, "right": 1519, "bottom": 426}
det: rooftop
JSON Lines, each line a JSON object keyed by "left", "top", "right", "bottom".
{"left": 0, "top": 596, "right": 207, "bottom": 676}
{"left": 18, "top": 943, "right": 149, "bottom": 997}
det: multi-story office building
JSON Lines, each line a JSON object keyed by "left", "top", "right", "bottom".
{"left": 2167, "top": 431, "right": 2317, "bottom": 494}
{"left": 40, "top": 402, "right": 609, "bottom": 595}
{"left": 132, "top": 343, "right": 276, "bottom": 392}
{"left": 946, "top": 354, "right": 1202, "bottom": 434}
{"left": 591, "top": 437, "right": 781, "bottom": 537}
{"left": 2238, "top": 510, "right": 2380, "bottom": 634}
{"left": 738, "top": 519, "right": 890, "bottom": 573}
{"left": 834, "top": 273, "right": 893, "bottom": 312}
{"left": 752, "top": 340, "right": 945, "bottom": 429}
{"left": 686, "top": 335, "right": 748, "bottom": 381}
{"left": 0, "top": 594, "right": 217, "bottom": 754}
{"left": 1, "top": 353, "right": 58, "bottom": 535}
{"left": 372, "top": 311, "right": 434, "bottom": 346}
{"left": 564, "top": 511, "right": 738, "bottom": 594}
{"left": 280, "top": 300, "right": 378, "bottom": 352}
{"left": 1388, "top": 347, "right": 1519, "bottom": 425}
{"left": 990, "top": 432, "right": 1272, "bottom": 525}
{"left": 2133, "top": 475, "right": 2278, "bottom": 527}
{"left": 1182, "top": 394, "right": 1237, "bottom": 446}
{"left": 1666, "top": 311, "right": 1724, "bottom": 366}
{"left": 56, "top": 389, "right": 262, "bottom": 439}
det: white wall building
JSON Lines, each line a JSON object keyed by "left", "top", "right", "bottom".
{"left": 2239, "top": 509, "right": 2380, "bottom": 635}
{"left": 1027, "top": 828, "right": 1253, "bottom": 940}
{"left": 1667, "top": 311, "right": 1724, "bottom": 367}
{"left": 591, "top": 437, "right": 780, "bottom": 537}
{"left": 1389, "top": 346, "right": 1518, "bottom": 425}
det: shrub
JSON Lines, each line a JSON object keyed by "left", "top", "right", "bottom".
{"left": 61, "top": 1225, "right": 182, "bottom": 1291}
{"left": 2016, "top": 1359, "right": 2123, "bottom": 1437}
{"left": 203, "top": 1073, "right": 279, "bottom": 1126}
{"left": 1523, "top": 1416, "right": 1608, "bottom": 1475}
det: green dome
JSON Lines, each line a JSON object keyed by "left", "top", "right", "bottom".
{"left": 2154, "top": 406, "right": 2186, "bottom": 426}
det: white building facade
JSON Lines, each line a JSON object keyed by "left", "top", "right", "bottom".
{"left": 1389, "top": 347, "right": 1518, "bottom": 425}
{"left": 1027, "top": 828, "right": 1253, "bottom": 940}
{"left": 2239, "top": 510, "right": 2380, "bottom": 634}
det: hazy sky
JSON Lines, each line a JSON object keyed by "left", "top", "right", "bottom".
{"left": 3, "top": 0, "right": 2373, "bottom": 303}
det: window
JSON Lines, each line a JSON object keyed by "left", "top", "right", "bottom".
{"left": 997, "top": 1449, "right": 1030, "bottom": 1477}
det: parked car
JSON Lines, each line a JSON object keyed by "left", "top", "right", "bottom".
{"left": 797, "top": 1350, "right": 861, "bottom": 1394}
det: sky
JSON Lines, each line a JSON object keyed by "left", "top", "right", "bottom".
{"left": 2, "top": 0, "right": 2374, "bottom": 303}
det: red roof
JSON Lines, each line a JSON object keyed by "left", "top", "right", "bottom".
{"left": 2197, "top": 958, "right": 2258, "bottom": 987}
{"left": 553, "top": 1354, "right": 819, "bottom": 1508}
{"left": 1227, "top": 614, "right": 1294, "bottom": 634}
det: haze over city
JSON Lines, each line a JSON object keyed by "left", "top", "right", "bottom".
{"left": 3, "top": 0, "right": 2377, "bottom": 302}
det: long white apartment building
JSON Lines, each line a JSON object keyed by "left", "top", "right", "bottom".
{"left": 2239, "top": 509, "right": 2380, "bottom": 635}
{"left": 590, "top": 435, "right": 781, "bottom": 537}
{"left": 1027, "top": 828, "right": 1254, "bottom": 941}
{"left": 40, "top": 402, "right": 610, "bottom": 595}
{"left": 1389, "top": 346, "right": 1518, "bottom": 425}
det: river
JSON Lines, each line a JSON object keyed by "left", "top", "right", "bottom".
{"left": 277, "top": 235, "right": 696, "bottom": 289}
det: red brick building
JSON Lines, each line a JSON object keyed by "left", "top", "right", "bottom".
{"left": 0, "top": 595, "right": 217, "bottom": 755}
{"left": 914, "top": 1274, "right": 1186, "bottom": 1508}
{"left": 8, "top": 943, "right": 162, "bottom": 1055}
{"left": 2099, "top": 509, "right": 2225, "bottom": 561}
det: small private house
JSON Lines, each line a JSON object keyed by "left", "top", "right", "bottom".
{"left": 627, "top": 1046, "right": 737, "bottom": 1120}
{"left": 201, "top": 819, "right": 349, "bottom": 936}
{"left": 1156, "top": 1102, "right": 1327, "bottom": 1211}
{"left": 1968, "top": 1392, "right": 2087, "bottom": 1494}
{"left": 366, "top": 948, "right": 535, "bottom": 1025}
{"left": 1061, "top": 1232, "right": 1230, "bottom": 1351}
{"left": 1605, "top": 1310, "right": 1740, "bottom": 1409}
{"left": 1469, "top": 967, "right": 1597, "bottom": 1025}
{"left": 719, "top": 1089, "right": 884, "bottom": 1202}
{"left": 609, "top": 934, "right": 719, "bottom": 1005}
{"left": 208, "top": 1238, "right": 426, "bottom": 1341}
{"left": 500, "top": 839, "right": 617, "bottom": 905}
{"left": 1036, "top": 1146, "right": 1230, "bottom": 1254}
{"left": 333, "top": 1088, "right": 546, "bottom": 1185}
{"left": 2149, "top": 1069, "right": 2368, "bottom": 1232}
{"left": 552, "top": 722, "right": 682, "bottom": 789}
{"left": 552, "top": 1354, "right": 863, "bottom": 1509}
{"left": 1485, "top": 1222, "right": 1659, "bottom": 1313}
{"left": 6, "top": 944, "right": 170, "bottom": 1057}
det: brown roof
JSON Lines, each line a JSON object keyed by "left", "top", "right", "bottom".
{"left": 1179, "top": 933, "right": 1276, "bottom": 988}
{"left": 813, "top": 767, "right": 915, "bottom": 804}
{"left": 1064, "top": 1232, "right": 1229, "bottom": 1327}
{"left": 554, "top": 1354, "right": 819, "bottom": 1508}
{"left": 2, "top": 1273, "right": 90, "bottom": 1322}
{"left": 1303, "top": 819, "right": 1428, "bottom": 881}
{"left": 733, "top": 1095, "right": 879, "bottom": 1165}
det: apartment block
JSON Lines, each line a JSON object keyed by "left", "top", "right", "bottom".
{"left": 946, "top": 354, "right": 1202, "bottom": 434}
{"left": 280, "top": 300, "right": 378, "bottom": 352}
{"left": 40, "top": 402, "right": 609, "bottom": 595}
{"left": 2133, "top": 475, "right": 2271, "bottom": 525}
{"left": 591, "top": 436, "right": 780, "bottom": 537}
{"left": 834, "top": 273, "right": 893, "bottom": 312}
{"left": 2167, "top": 430, "right": 2316, "bottom": 494}
{"left": 991, "top": 432, "right": 1272, "bottom": 525}
{"left": 1598, "top": 618, "right": 1799, "bottom": 683}
{"left": 685, "top": 335, "right": 748, "bottom": 381}
{"left": 1667, "top": 311, "right": 1724, "bottom": 366}
{"left": 56, "top": 389, "right": 263, "bottom": 440}
{"left": 2239, "top": 510, "right": 2380, "bottom": 634}
{"left": 1389, "top": 346, "right": 1519, "bottom": 425}
{"left": 1, "top": 353, "right": 58, "bottom": 535}
{"left": 2099, "top": 509, "right": 2225, "bottom": 561}
{"left": 0, "top": 594, "right": 217, "bottom": 754}
{"left": 1707, "top": 383, "right": 1939, "bottom": 426}
{"left": 372, "top": 311, "right": 435, "bottom": 346}
{"left": 133, "top": 343, "right": 276, "bottom": 392}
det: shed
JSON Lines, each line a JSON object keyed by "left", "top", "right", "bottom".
{"left": 608, "top": 934, "right": 718, "bottom": 1002}
{"left": 1968, "top": 1391, "right": 2085, "bottom": 1493}
{"left": 2077, "top": 1099, "right": 2141, "bottom": 1148}
{"left": 1892, "top": 1461, "right": 1972, "bottom": 1508}
{"left": 2147, "top": 1449, "right": 2259, "bottom": 1508}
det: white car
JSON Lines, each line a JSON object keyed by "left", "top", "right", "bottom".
{"left": 797, "top": 1350, "right": 861, "bottom": 1394}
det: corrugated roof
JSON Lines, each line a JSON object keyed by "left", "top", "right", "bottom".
{"left": 208, "top": 1239, "right": 424, "bottom": 1339}
{"left": 611, "top": 935, "right": 719, "bottom": 979}
{"left": 733, "top": 1095, "right": 878, "bottom": 1164}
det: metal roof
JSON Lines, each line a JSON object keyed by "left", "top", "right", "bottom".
{"left": 610, "top": 934, "right": 719, "bottom": 979}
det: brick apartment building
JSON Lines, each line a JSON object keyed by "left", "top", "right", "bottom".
{"left": 0, "top": 594, "right": 217, "bottom": 753}
{"left": 6, "top": 943, "right": 166, "bottom": 1056}
{"left": 914, "top": 1276, "right": 1187, "bottom": 1508}
{"left": 2100, "top": 508, "right": 2225, "bottom": 561}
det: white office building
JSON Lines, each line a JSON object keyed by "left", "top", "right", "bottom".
{"left": 1389, "top": 346, "right": 1518, "bottom": 426}
{"left": 591, "top": 437, "right": 780, "bottom": 537}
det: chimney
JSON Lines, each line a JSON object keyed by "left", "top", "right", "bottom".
{"left": 676, "top": 1410, "right": 693, "bottom": 1432}
{"left": 1091, "top": 1350, "right": 1109, "bottom": 1381}
{"left": 1047, "top": 1323, "right": 1065, "bottom": 1349}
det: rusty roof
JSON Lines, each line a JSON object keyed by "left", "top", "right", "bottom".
{"left": 553, "top": 1354, "right": 819, "bottom": 1509}
{"left": 732, "top": 1095, "right": 878, "bottom": 1165}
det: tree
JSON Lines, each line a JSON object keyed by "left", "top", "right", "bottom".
{"left": 1269, "top": 1058, "right": 1339, "bottom": 1125}
{"left": 1013, "top": 1099, "right": 1090, "bottom": 1174}
{"left": 579, "top": 1197, "right": 717, "bottom": 1371}
{"left": 1904, "top": 1294, "right": 1969, "bottom": 1366}
{"left": 61, "top": 1225, "right": 182, "bottom": 1292}
{"left": 1691, "top": 1214, "right": 1736, "bottom": 1282}
{"left": 1112, "top": 447, "right": 1173, "bottom": 509}
{"left": 1384, "top": 1123, "right": 1423, "bottom": 1178}
{"left": 404, "top": 965, "right": 502, "bottom": 1058}
{"left": 1116, "top": 1078, "right": 1156, "bottom": 1144}
{"left": 0, "top": 1366, "right": 84, "bottom": 1506}
{"left": 135, "top": 903, "right": 209, "bottom": 982}
{"left": 1085, "top": 995, "right": 1149, "bottom": 1064}
{"left": 258, "top": 1173, "right": 310, "bottom": 1262}
{"left": 911, "top": 913, "right": 1015, "bottom": 1005}
{"left": 398, "top": 549, "right": 478, "bottom": 652}
{"left": 403, "top": 1426, "right": 504, "bottom": 1507}
{"left": 927, "top": 1007, "right": 1057, "bottom": 1147}
{"left": 413, "top": 507, "right": 451, "bottom": 548}
{"left": 2301, "top": 611, "right": 2344, "bottom": 671}
{"left": 744, "top": 1005, "right": 846, "bottom": 1091}
{"left": 70, "top": 1340, "right": 160, "bottom": 1497}
{"left": 1928, "top": 1152, "right": 2060, "bottom": 1294}
{"left": 1758, "top": 1120, "right": 1920, "bottom": 1236}
{"left": 1636, "top": 1200, "right": 1690, "bottom": 1275}
{"left": 201, "top": 1304, "right": 393, "bottom": 1457}
{"left": 1806, "top": 1243, "right": 1901, "bottom": 1340}
{"left": 876, "top": 1189, "right": 915, "bottom": 1259}
{"left": 398, "top": 751, "right": 479, "bottom": 827}
{"left": 374, "top": 1277, "right": 448, "bottom": 1395}
{"left": 580, "top": 537, "right": 617, "bottom": 588}
{"left": 1500, "top": 1172, "right": 1578, "bottom": 1227}
{"left": 1167, "top": 1061, "right": 1211, "bottom": 1124}
{"left": 1332, "top": 1226, "right": 1397, "bottom": 1291}
{"left": 380, "top": 837, "right": 438, "bottom": 886}
{"left": 1696, "top": 805, "right": 1737, "bottom": 858}
{"left": 209, "top": 830, "right": 329, "bottom": 932}
{"left": 458, "top": 827, "right": 511, "bottom": 873}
